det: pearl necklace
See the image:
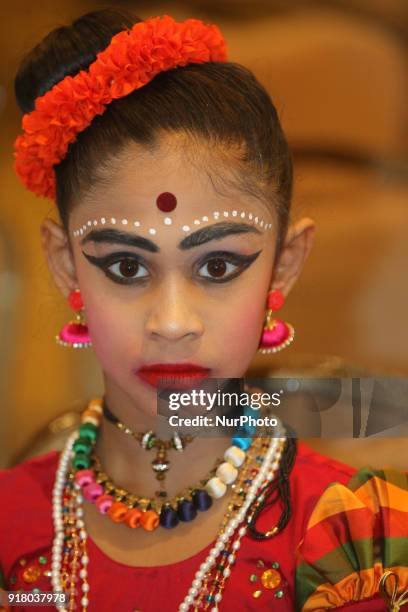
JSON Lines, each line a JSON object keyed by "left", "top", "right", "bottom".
{"left": 51, "top": 431, "right": 78, "bottom": 610}
{"left": 51, "top": 427, "right": 285, "bottom": 611}
{"left": 178, "top": 432, "right": 284, "bottom": 610}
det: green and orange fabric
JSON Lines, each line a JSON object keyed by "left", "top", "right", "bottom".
{"left": 295, "top": 467, "right": 408, "bottom": 611}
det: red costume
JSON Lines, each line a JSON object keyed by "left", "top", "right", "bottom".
{"left": 1, "top": 441, "right": 406, "bottom": 611}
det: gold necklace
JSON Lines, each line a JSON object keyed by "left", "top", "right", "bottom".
{"left": 102, "top": 397, "right": 195, "bottom": 497}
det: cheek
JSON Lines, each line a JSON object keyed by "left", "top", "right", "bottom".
{"left": 82, "top": 298, "right": 140, "bottom": 374}
{"left": 74, "top": 254, "right": 143, "bottom": 371}
{"left": 214, "top": 290, "right": 267, "bottom": 373}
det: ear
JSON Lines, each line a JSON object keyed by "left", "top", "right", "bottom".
{"left": 271, "top": 217, "right": 316, "bottom": 296}
{"left": 40, "top": 218, "right": 78, "bottom": 299}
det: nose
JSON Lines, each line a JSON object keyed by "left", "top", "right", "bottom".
{"left": 145, "top": 279, "right": 204, "bottom": 343}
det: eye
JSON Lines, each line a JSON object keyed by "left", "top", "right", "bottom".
{"left": 198, "top": 257, "right": 238, "bottom": 281}
{"left": 81, "top": 251, "right": 150, "bottom": 285}
{"left": 196, "top": 250, "right": 262, "bottom": 283}
{"left": 106, "top": 257, "right": 149, "bottom": 284}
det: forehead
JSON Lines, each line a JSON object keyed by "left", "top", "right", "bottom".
{"left": 70, "top": 134, "right": 274, "bottom": 240}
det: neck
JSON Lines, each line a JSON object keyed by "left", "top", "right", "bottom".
{"left": 93, "top": 377, "right": 234, "bottom": 499}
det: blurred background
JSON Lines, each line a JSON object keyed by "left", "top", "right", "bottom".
{"left": 1, "top": 0, "right": 407, "bottom": 469}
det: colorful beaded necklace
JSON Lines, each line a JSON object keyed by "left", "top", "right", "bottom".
{"left": 89, "top": 449, "right": 230, "bottom": 528}
{"left": 51, "top": 399, "right": 285, "bottom": 610}
{"left": 71, "top": 398, "right": 256, "bottom": 531}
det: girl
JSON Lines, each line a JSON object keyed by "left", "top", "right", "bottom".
{"left": 1, "top": 8, "right": 407, "bottom": 612}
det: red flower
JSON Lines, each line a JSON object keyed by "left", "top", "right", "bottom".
{"left": 13, "top": 15, "right": 227, "bottom": 200}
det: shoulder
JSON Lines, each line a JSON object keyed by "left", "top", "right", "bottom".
{"left": 249, "top": 439, "right": 356, "bottom": 551}
{"left": 294, "top": 440, "right": 355, "bottom": 481}
{"left": 287, "top": 441, "right": 356, "bottom": 533}
{"left": 0, "top": 450, "right": 60, "bottom": 569}
{"left": 0, "top": 449, "right": 60, "bottom": 498}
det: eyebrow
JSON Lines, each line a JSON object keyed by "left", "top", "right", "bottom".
{"left": 79, "top": 222, "right": 262, "bottom": 252}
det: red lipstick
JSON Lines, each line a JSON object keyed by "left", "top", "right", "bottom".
{"left": 135, "top": 363, "right": 211, "bottom": 390}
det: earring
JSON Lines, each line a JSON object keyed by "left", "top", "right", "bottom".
{"left": 257, "top": 289, "right": 295, "bottom": 354}
{"left": 55, "top": 288, "right": 92, "bottom": 348}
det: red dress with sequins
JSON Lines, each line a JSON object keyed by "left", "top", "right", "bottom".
{"left": 0, "top": 442, "right": 406, "bottom": 612}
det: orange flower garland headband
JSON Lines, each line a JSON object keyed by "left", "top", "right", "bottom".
{"left": 13, "top": 15, "right": 227, "bottom": 200}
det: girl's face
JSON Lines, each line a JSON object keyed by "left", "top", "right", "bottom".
{"left": 66, "top": 135, "right": 281, "bottom": 414}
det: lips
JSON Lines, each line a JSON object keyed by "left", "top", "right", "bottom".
{"left": 136, "top": 363, "right": 211, "bottom": 389}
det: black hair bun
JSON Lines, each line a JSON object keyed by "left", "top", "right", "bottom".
{"left": 14, "top": 7, "right": 141, "bottom": 114}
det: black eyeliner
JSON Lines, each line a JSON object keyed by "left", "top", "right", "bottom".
{"left": 81, "top": 250, "right": 148, "bottom": 286}
{"left": 81, "top": 250, "right": 146, "bottom": 267}
{"left": 196, "top": 250, "right": 262, "bottom": 267}
{"left": 197, "top": 250, "right": 263, "bottom": 284}
{"left": 81, "top": 248, "right": 263, "bottom": 284}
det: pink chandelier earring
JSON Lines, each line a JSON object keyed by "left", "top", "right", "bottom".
{"left": 257, "top": 289, "right": 295, "bottom": 354}
{"left": 55, "top": 288, "right": 92, "bottom": 348}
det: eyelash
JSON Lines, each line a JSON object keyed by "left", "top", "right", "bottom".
{"left": 82, "top": 250, "right": 261, "bottom": 286}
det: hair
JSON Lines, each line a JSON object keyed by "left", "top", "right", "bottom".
{"left": 14, "top": 7, "right": 293, "bottom": 260}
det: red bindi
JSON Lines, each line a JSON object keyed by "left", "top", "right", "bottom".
{"left": 156, "top": 192, "right": 177, "bottom": 212}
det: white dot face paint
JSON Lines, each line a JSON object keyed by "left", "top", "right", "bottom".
{"left": 72, "top": 210, "right": 273, "bottom": 240}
